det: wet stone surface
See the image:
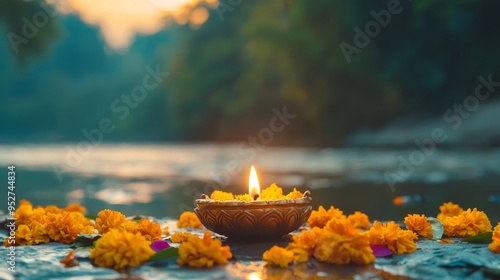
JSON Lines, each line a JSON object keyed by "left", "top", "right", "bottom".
{"left": 1, "top": 219, "right": 499, "bottom": 280}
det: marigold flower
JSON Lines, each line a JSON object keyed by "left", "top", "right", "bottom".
{"left": 437, "top": 202, "right": 463, "bottom": 222}
{"left": 90, "top": 229, "right": 155, "bottom": 272}
{"left": 19, "top": 199, "right": 32, "bottom": 206}
{"left": 137, "top": 218, "right": 162, "bottom": 242}
{"left": 177, "top": 232, "right": 232, "bottom": 268}
{"left": 262, "top": 246, "right": 295, "bottom": 268}
{"left": 347, "top": 211, "right": 370, "bottom": 229}
{"left": 64, "top": 203, "right": 86, "bottom": 214}
{"left": 95, "top": 209, "right": 127, "bottom": 234}
{"left": 285, "top": 188, "right": 304, "bottom": 199}
{"left": 14, "top": 204, "right": 34, "bottom": 225}
{"left": 404, "top": 214, "right": 433, "bottom": 238}
{"left": 121, "top": 220, "right": 139, "bottom": 232}
{"left": 442, "top": 208, "right": 492, "bottom": 237}
{"left": 307, "top": 205, "right": 345, "bottom": 228}
{"left": 367, "top": 221, "right": 418, "bottom": 255}
{"left": 171, "top": 232, "right": 195, "bottom": 243}
{"left": 44, "top": 212, "right": 94, "bottom": 244}
{"left": 210, "top": 190, "right": 234, "bottom": 201}
{"left": 312, "top": 216, "right": 375, "bottom": 265}
{"left": 261, "top": 183, "right": 286, "bottom": 200}
{"left": 235, "top": 194, "right": 253, "bottom": 201}
{"left": 286, "top": 227, "right": 322, "bottom": 262}
{"left": 489, "top": 222, "right": 500, "bottom": 253}
{"left": 44, "top": 205, "right": 64, "bottom": 214}
{"left": 177, "top": 211, "right": 203, "bottom": 228}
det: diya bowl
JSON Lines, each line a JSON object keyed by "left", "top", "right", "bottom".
{"left": 194, "top": 191, "right": 312, "bottom": 241}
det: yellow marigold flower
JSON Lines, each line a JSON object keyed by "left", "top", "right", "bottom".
{"left": 347, "top": 211, "right": 370, "bottom": 229}
{"left": 235, "top": 194, "right": 253, "bottom": 201}
{"left": 14, "top": 225, "right": 34, "bottom": 246}
{"left": 177, "top": 211, "right": 203, "bottom": 228}
{"left": 90, "top": 229, "right": 155, "bottom": 273}
{"left": 210, "top": 190, "right": 234, "bottom": 201}
{"left": 312, "top": 217, "right": 374, "bottom": 265}
{"left": 171, "top": 232, "right": 195, "bottom": 243}
{"left": 19, "top": 199, "right": 32, "bottom": 206}
{"left": 442, "top": 208, "right": 492, "bottom": 237}
{"left": 261, "top": 183, "right": 286, "bottom": 200}
{"left": 44, "top": 205, "right": 64, "bottom": 214}
{"left": 95, "top": 209, "right": 127, "bottom": 234}
{"left": 45, "top": 212, "right": 94, "bottom": 244}
{"left": 285, "top": 188, "right": 304, "bottom": 199}
{"left": 262, "top": 246, "right": 295, "bottom": 268}
{"left": 137, "top": 219, "right": 162, "bottom": 242}
{"left": 64, "top": 203, "right": 86, "bottom": 214}
{"left": 177, "top": 232, "right": 232, "bottom": 268}
{"left": 437, "top": 202, "right": 464, "bottom": 222}
{"left": 307, "top": 205, "right": 345, "bottom": 228}
{"left": 14, "top": 204, "right": 34, "bottom": 225}
{"left": 489, "top": 222, "right": 500, "bottom": 253}
{"left": 286, "top": 227, "right": 322, "bottom": 262}
{"left": 121, "top": 220, "right": 139, "bottom": 232}
{"left": 367, "top": 221, "right": 418, "bottom": 255}
{"left": 404, "top": 214, "right": 433, "bottom": 238}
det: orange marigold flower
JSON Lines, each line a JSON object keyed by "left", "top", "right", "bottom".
{"left": 171, "top": 232, "right": 195, "bottom": 243}
{"left": 404, "top": 214, "right": 433, "bottom": 238}
{"left": 64, "top": 203, "right": 86, "bottom": 214}
{"left": 367, "top": 221, "right": 418, "bottom": 255}
{"left": 90, "top": 229, "right": 155, "bottom": 273}
{"left": 95, "top": 209, "right": 127, "bottom": 234}
{"left": 235, "top": 194, "right": 253, "bottom": 201}
{"left": 177, "top": 211, "right": 203, "bottom": 228}
{"left": 45, "top": 212, "right": 94, "bottom": 244}
{"left": 348, "top": 211, "right": 370, "bottom": 229}
{"left": 489, "top": 222, "right": 500, "bottom": 253}
{"left": 307, "top": 205, "right": 345, "bottom": 228}
{"left": 285, "top": 188, "right": 304, "bottom": 199}
{"left": 263, "top": 246, "right": 295, "bottom": 268}
{"left": 44, "top": 205, "right": 64, "bottom": 214}
{"left": 137, "top": 218, "right": 162, "bottom": 242}
{"left": 121, "top": 220, "right": 139, "bottom": 232}
{"left": 177, "top": 232, "right": 232, "bottom": 268}
{"left": 14, "top": 225, "right": 35, "bottom": 246}
{"left": 261, "top": 183, "right": 286, "bottom": 200}
{"left": 14, "top": 204, "right": 34, "bottom": 225}
{"left": 437, "top": 202, "right": 464, "bottom": 222}
{"left": 313, "top": 217, "right": 374, "bottom": 265}
{"left": 19, "top": 199, "right": 32, "bottom": 206}
{"left": 442, "top": 208, "right": 492, "bottom": 237}
{"left": 210, "top": 190, "right": 234, "bottom": 201}
{"left": 286, "top": 227, "right": 322, "bottom": 262}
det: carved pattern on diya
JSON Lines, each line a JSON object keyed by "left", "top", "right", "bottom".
{"left": 195, "top": 193, "right": 312, "bottom": 241}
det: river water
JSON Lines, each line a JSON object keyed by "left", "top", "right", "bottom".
{"left": 1, "top": 144, "right": 499, "bottom": 220}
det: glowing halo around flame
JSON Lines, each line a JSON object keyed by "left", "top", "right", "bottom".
{"left": 46, "top": 0, "right": 219, "bottom": 50}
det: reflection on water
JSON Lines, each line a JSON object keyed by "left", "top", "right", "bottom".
{"left": 0, "top": 144, "right": 499, "bottom": 219}
{"left": 48, "top": 0, "right": 218, "bottom": 50}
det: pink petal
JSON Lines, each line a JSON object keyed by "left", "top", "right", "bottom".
{"left": 151, "top": 240, "right": 170, "bottom": 252}
{"left": 370, "top": 244, "right": 393, "bottom": 257}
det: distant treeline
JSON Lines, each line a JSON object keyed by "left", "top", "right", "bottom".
{"left": 1, "top": 0, "right": 499, "bottom": 146}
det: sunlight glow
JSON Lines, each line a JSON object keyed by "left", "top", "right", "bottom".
{"left": 47, "top": 0, "right": 218, "bottom": 50}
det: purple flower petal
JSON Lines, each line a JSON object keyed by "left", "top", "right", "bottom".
{"left": 370, "top": 244, "right": 393, "bottom": 257}
{"left": 151, "top": 240, "right": 170, "bottom": 252}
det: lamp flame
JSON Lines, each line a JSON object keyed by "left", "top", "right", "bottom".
{"left": 249, "top": 165, "right": 260, "bottom": 199}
